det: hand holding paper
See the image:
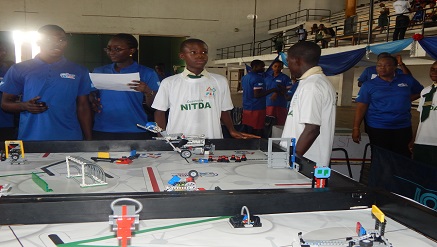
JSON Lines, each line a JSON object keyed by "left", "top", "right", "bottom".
{"left": 89, "top": 72, "right": 141, "bottom": 92}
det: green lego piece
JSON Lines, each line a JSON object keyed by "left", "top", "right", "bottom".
{"left": 31, "top": 172, "right": 53, "bottom": 192}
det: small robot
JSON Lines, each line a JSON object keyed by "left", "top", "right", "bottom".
{"left": 229, "top": 206, "right": 262, "bottom": 228}
{"left": 298, "top": 205, "right": 392, "bottom": 247}
{"left": 137, "top": 122, "right": 215, "bottom": 160}
{"left": 165, "top": 170, "right": 201, "bottom": 192}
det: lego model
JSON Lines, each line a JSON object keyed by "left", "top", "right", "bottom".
{"left": 90, "top": 150, "right": 140, "bottom": 165}
{"left": 267, "top": 138, "right": 294, "bottom": 168}
{"left": 298, "top": 205, "right": 393, "bottom": 247}
{"left": 109, "top": 198, "right": 142, "bottom": 247}
{"left": 229, "top": 205, "right": 262, "bottom": 228}
{"left": 137, "top": 122, "right": 215, "bottom": 160}
{"left": 165, "top": 170, "right": 203, "bottom": 191}
{"left": 0, "top": 184, "right": 12, "bottom": 197}
{"left": 4, "top": 140, "right": 26, "bottom": 164}
{"left": 66, "top": 156, "right": 108, "bottom": 188}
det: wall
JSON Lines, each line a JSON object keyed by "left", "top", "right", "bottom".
{"left": 0, "top": 0, "right": 309, "bottom": 64}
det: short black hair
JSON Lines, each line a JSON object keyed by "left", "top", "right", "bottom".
{"left": 251, "top": 59, "right": 265, "bottom": 68}
{"left": 377, "top": 52, "right": 391, "bottom": 60}
{"left": 272, "top": 60, "right": 284, "bottom": 66}
{"left": 378, "top": 55, "right": 398, "bottom": 66}
{"left": 112, "top": 33, "right": 138, "bottom": 49}
{"left": 38, "top": 25, "right": 66, "bottom": 34}
{"left": 180, "top": 38, "right": 208, "bottom": 52}
{"left": 287, "top": 41, "right": 321, "bottom": 66}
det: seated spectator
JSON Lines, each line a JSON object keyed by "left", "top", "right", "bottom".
{"left": 310, "top": 23, "right": 319, "bottom": 35}
{"left": 426, "top": 1, "right": 437, "bottom": 22}
{"left": 315, "top": 24, "right": 331, "bottom": 49}
{"left": 410, "top": 2, "right": 427, "bottom": 28}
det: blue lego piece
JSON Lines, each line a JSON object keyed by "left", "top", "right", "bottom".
{"left": 130, "top": 150, "right": 137, "bottom": 157}
{"left": 146, "top": 122, "right": 157, "bottom": 129}
{"left": 290, "top": 138, "right": 296, "bottom": 164}
{"left": 314, "top": 167, "right": 331, "bottom": 179}
{"left": 168, "top": 175, "right": 181, "bottom": 185}
{"left": 358, "top": 225, "right": 367, "bottom": 236}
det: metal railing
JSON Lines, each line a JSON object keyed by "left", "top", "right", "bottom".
{"left": 333, "top": 5, "right": 437, "bottom": 47}
{"left": 216, "top": 6, "right": 437, "bottom": 59}
{"left": 269, "top": 9, "right": 332, "bottom": 30}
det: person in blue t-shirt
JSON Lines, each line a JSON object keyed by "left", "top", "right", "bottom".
{"left": 0, "top": 41, "right": 16, "bottom": 142}
{"left": 357, "top": 52, "right": 412, "bottom": 87}
{"left": 265, "top": 60, "right": 292, "bottom": 125}
{"left": 1, "top": 25, "right": 92, "bottom": 141}
{"left": 241, "top": 59, "right": 278, "bottom": 136}
{"left": 90, "top": 33, "right": 160, "bottom": 140}
{"left": 352, "top": 55, "right": 423, "bottom": 157}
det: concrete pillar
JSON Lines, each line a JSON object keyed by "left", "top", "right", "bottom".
{"left": 338, "top": 69, "right": 354, "bottom": 106}
{"left": 345, "top": 0, "right": 357, "bottom": 18}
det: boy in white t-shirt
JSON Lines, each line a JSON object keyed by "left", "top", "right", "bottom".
{"left": 152, "top": 38, "right": 259, "bottom": 139}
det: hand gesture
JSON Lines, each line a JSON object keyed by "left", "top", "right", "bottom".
{"left": 25, "top": 96, "right": 48, "bottom": 114}
{"left": 128, "top": 80, "right": 153, "bottom": 95}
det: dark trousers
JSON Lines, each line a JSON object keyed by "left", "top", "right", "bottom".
{"left": 0, "top": 127, "right": 17, "bottom": 143}
{"left": 413, "top": 144, "right": 437, "bottom": 167}
{"left": 367, "top": 126, "right": 412, "bottom": 158}
{"left": 393, "top": 14, "right": 410, "bottom": 40}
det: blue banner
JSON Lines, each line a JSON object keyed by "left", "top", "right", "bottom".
{"left": 368, "top": 38, "right": 413, "bottom": 55}
{"left": 419, "top": 36, "right": 437, "bottom": 60}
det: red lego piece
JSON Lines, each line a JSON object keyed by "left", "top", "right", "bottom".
{"left": 116, "top": 158, "right": 133, "bottom": 165}
{"left": 315, "top": 178, "right": 326, "bottom": 188}
{"left": 116, "top": 205, "right": 135, "bottom": 247}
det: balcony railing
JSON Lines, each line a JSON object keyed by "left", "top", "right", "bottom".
{"left": 216, "top": 6, "right": 437, "bottom": 60}
{"left": 269, "top": 9, "right": 332, "bottom": 30}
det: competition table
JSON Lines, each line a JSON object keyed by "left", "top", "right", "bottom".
{"left": 1, "top": 139, "right": 436, "bottom": 246}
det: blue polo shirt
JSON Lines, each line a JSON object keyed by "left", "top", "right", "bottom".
{"left": 92, "top": 62, "right": 160, "bottom": 133}
{"left": 358, "top": 66, "right": 403, "bottom": 83}
{"left": 265, "top": 72, "right": 292, "bottom": 108}
{"left": 242, "top": 72, "right": 266, "bottom": 111}
{"left": 356, "top": 74, "right": 423, "bottom": 129}
{"left": 0, "top": 64, "right": 14, "bottom": 128}
{"left": 1, "top": 56, "right": 92, "bottom": 140}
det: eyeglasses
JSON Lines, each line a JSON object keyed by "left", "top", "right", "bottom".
{"left": 103, "top": 47, "right": 128, "bottom": 53}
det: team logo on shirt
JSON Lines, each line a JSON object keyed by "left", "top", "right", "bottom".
{"left": 397, "top": 83, "right": 408, "bottom": 87}
{"left": 181, "top": 99, "right": 212, "bottom": 111}
{"left": 205, "top": 86, "right": 216, "bottom": 97}
{"left": 60, "top": 73, "right": 76, "bottom": 79}
{"left": 287, "top": 110, "right": 293, "bottom": 116}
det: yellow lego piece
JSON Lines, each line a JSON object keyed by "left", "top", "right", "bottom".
{"left": 4, "top": 140, "right": 25, "bottom": 158}
{"left": 97, "top": 152, "right": 110, "bottom": 158}
{"left": 372, "top": 205, "right": 385, "bottom": 223}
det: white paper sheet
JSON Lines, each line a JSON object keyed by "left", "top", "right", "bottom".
{"left": 89, "top": 72, "right": 140, "bottom": 92}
